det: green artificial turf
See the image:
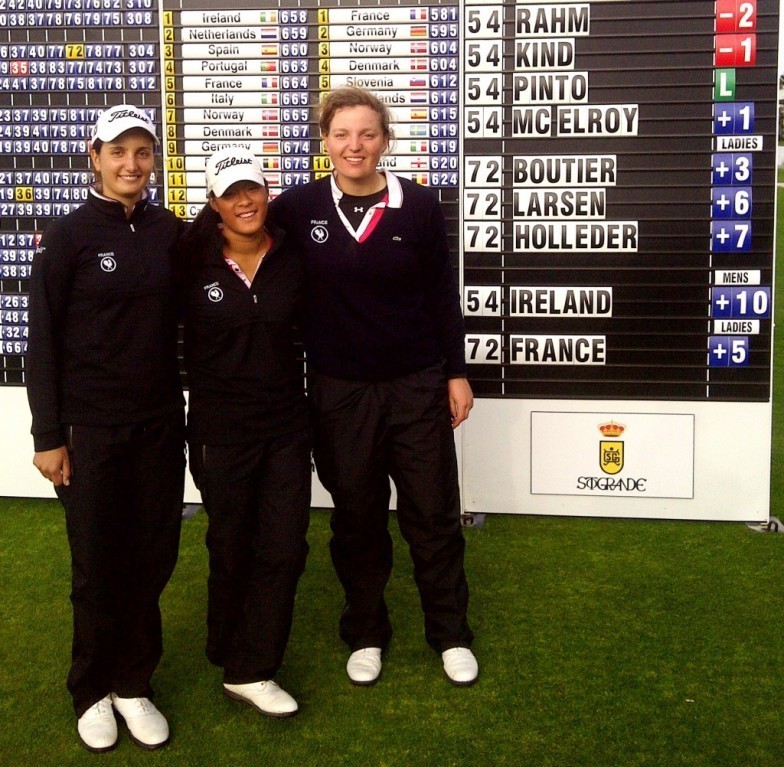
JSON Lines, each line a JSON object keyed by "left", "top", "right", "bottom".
{"left": 1, "top": 503, "right": 783, "bottom": 767}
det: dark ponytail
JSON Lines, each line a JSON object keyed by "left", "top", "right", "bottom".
{"left": 172, "top": 200, "right": 224, "bottom": 285}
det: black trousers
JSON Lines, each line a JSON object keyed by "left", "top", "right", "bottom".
{"left": 56, "top": 412, "right": 186, "bottom": 718}
{"left": 310, "top": 367, "right": 473, "bottom": 654}
{"left": 189, "top": 431, "right": 311, "bottom": 684}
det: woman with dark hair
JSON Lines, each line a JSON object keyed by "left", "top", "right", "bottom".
{"left": 27, "top": 104, "right": 186, "bottom": 752}
{"left": 174, "top": 147, "right": 310, "bottom": 718}
{"left": 270, "top": 86, "right": 478, "bottom": 688}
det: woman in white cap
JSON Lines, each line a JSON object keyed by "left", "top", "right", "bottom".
{"left": 26, "top": 104, "right": 185, "bottom": 752}
{"left": 173, "top": 147, "right": 310, "bottom": 718}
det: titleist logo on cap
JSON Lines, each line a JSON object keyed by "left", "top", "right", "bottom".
{"left": 107, "top": 108, "right": 151, "bottom": 124}
{"left": 215, "top": 156, "right": 253, "bottom": 174}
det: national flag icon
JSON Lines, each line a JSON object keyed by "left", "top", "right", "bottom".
{"left": 410, "top": 42, "right": 427, "bottom": 55}
{"left": 410, "top": 109, "right": 428, "bottom": 120}
{"left": 260, "top": 61, "right": 278, "bottom": 72}
{"left": 261, "top": 125, "right": 280, "bottom": 137}
{"left": 262, "top": 157, "right": 281, "bottom": 170}
{"left": 410, "top": 8, "right": 427, "bottom": 20}
{"left": 413, "top": 173, "right": 429, "bottom": 185}
{"left": 411, "top": 157, "right": 428, "bottom": 169}
{"left": 410, "top": 91, "right": 428, "bottom": 104}
{"left": 262, "top": 141, "right": 280, "bottom": 153}
{"left": 258, "top": 11, "right": 278, "bottom": 23}
{"left": 411, "top": 59, "right": 428, "bottom": 71}
{"left": 410, "top": 25, "right": 427, "bottom": 37}
{"left": 410, "top": 125, "right": 428, "bottom": 137}
{"left": 261, "top": 109, "right": 279, "bottom": 121}
{"left": 260, "top": 27, "right": 278, "bottom": 40}
{"left": 261, "top": 45, "right": 279, "bottom": 56}
{"left": 260, "top": 93, "right": 279, "bottom": 105}
{"left": 409, "top": 141, "right": 428, "bottom": 152}
{"left": 409, "top": 77, "right": 427, "bottom": 88}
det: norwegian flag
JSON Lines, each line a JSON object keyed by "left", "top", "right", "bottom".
{"left": 261, "top": 109, "right": 279, "bottom": 121}
{"left": 410, "top": 42, "right": 427, "bottom": 55}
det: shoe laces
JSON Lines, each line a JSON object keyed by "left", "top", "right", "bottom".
{"left": 89, "top": 697, "right": 112, "bottom": 717}
{"left": 121, "top": 696, "right": 154, "bottom": 715}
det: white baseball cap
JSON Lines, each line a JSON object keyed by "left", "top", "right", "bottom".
{"left": 205, "top": 147, "right": 267, "bottom": 198}
{"left": 92, "top": 104, "right": 158, "bottom": 143}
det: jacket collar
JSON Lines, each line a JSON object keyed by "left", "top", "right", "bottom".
{"left": 88, "top": 186, "right": 150, "bottom": 220}
{"left": 329, "top": 169, "right": 403, "bottom": 209}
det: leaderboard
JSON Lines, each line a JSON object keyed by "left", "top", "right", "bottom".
{"left": 0, "top": 0, "right": 779, "bottom": 404}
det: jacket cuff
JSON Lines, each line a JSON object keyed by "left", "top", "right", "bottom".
{"left": 33, "top": 430, "right": 65, "bottom": 453}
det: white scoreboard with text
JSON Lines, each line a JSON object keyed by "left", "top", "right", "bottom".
{"left": 0, "top": 0, "right": 779, "bottom": 520}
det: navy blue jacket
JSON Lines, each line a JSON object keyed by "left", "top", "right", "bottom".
{"left": 269, "top": 171, "right": 467, "bottom": 382}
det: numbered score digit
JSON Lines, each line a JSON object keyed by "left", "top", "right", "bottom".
{"left": 464, "top": 5, "right": 503, "bottom": 38}
{"left": 463, "top": 106, "right": 502, "bottom": 137}
{"left": 465, "top": 334, "right": 502, "bottom": 364}
{"left": 463, "top": 286, "right": 502, "bottom": 316}
{"left": 463, "top": 156, "right": 503, "bottom": 187}
{"left": 465, "top": 74, "right": 503, "bottom": 104}
{"left": 463, "top": 222, "right": 502, "bottom": 252}
{"left": 463, "top": 188, "right": 501, "bottom": 220}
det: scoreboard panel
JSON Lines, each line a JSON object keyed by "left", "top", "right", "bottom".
{"left": 0, "top": 0, "right": 780, "bottom": 519}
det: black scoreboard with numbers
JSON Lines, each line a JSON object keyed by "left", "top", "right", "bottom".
{"left": 0, "top": 0, "right": 779, "bottom": 403}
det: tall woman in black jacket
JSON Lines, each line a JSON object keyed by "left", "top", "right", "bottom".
{"left": 270, "top": 87, "right": 477, "bottom": 688}
{"left": 27, "top": 105, "right": 185, "bottom": 752}
{"left": 174, "top": 148, "right": 310, "bottom": 719}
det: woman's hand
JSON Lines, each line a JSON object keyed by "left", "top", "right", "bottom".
{"left": 33, "top": 446, "right": 71, "bottom": 486}
{"left": 448, "top": 377, "right": 474, "bottom": 429}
